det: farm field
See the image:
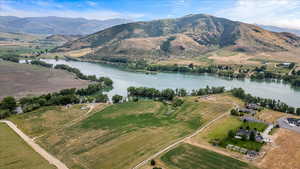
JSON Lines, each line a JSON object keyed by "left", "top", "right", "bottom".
{"left": 0, "top": 61, "right": 90, "bottom": 99}
{"left": 0, "top": 123, "right": 56, "bottom": 169}
{"left": 159, "top": 143, "right": 258, "bottom": 169}
{"left": 8, "top": 94, "right": 235, "bottom": 169}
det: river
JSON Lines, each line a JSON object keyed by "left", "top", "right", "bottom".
{"left": 42, "top": 59, "right": 300, "bottom": 107}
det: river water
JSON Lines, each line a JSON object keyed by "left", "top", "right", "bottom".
{"left": 42, "top": 59, "right": 300, "bottom": 107}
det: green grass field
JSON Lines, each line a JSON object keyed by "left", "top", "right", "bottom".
{"left": 0, "top": 123, "right": 56, "bottom": 169}
{"left": 160, "top": 143, "right": 257, "bottom": 169}
{"left": 200, "top": 116, "right": 243, "bottom": 141}
{"left": 241, "top": 121, "right": 268, "bottom": 132}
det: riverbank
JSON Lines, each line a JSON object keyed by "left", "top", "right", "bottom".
{"left": 41, "top": 59, "right": 300, "bottom": 107}
{"left": 67, "top": 57, "right": 300, "bottom": 88}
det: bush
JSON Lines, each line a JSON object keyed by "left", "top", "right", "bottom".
{"left": 172, "top": 98, "right": 184, "bottom": 107}
{"left": 0, "top": 96, "right": 17, "bottom": 112}
{"left": 112, "top": 95, "right": 123, "bottom": 104}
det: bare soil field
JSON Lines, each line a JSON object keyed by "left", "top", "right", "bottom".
{"left": 257, "top": 128, "right": 300, "bottom": 169}
{"left": 0, "top": 61, "right": 90, "bottom": 99}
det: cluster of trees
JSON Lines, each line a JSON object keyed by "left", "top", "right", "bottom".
{"left": 127, "top": 86, "right": 226, "bottom": 101}
{"left": 191, "top": 86, "right": 225, "bottom": 96}
{"left": 127, "top": 87, "right": 176, "bottom": 101}
{"left": 0, "top": 54, "right": 19, "bottom": 63}
{"left": 231, "top": 88, "right": 300, "bottom": 114}
{"left": 54, "top": 64, "right": 113, "bottom": 86}
{"left": 19, "top": 83, "right": 109, "bottom": 113}
{"left": 0, "top": 97, "right": 17, "bottom": 119}
{"left": 31, "top": 60, "right": 53, "bottom": 68}
{"left": 0, "top": 81, "right": 112, "bottom": 119}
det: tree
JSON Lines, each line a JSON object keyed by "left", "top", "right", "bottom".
{"left": 95, "top": 94, "right": 108, "bottom": 103}
{"left": 161, "top": 88, "right": 175, "bottom": 100}
{"left": 150, "top": 159, "right": 156, "bottom": 166}
{"left": 230, "top": 109, "right": 238, "bottom": 116}
{"left": 0, "top": 96, "right": 17, "bottom": 111}
{"left": 228, "top": 130, "right": 235, "bottom": 138}
{"left": 297, "top": 108, "right": 300, "bottom": 115}
{"left": 112, "top": 95, "right": 123, "bottom": 104}
{"left": 249, "top": 131, "right": 256, "bottom": 141}
{"left": 172, "top": 98, "right": 184, "bottom": 107}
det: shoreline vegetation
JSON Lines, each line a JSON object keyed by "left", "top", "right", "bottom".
{"left": 78, "top": 57, "right": 300, "bottom": 88}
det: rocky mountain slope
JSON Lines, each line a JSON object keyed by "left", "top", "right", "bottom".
{"left": 0, "top": 16, "right": 130, "bottom": 35}
{"left": 54, "top": 14, "right": 300, "bottom": 61}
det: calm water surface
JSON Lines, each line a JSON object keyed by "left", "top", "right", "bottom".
{"left": 43, "top": 59, "right": 300, "bottom": 107}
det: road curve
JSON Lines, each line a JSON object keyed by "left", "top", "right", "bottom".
{"left": 0, "top": 120, "right": 69, "bottom": 169}
{"left": 132, "top": 112, "right": 229, "bottom": 169}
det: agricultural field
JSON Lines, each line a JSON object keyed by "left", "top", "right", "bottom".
{"left": 0, "top": 123, "right": 56, "bottom": 169}
{"left": 8, "top": 94, "right": 235, "bottom": 169}
{"left": 159, "top": 143, "right": 258, "bottom": 169}
{"left": 0, "top": 61, "right": 90, "bottom": 99}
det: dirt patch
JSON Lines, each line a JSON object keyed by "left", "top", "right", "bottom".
{"left": 257, "top": 128, "right": 300, "bottom": 169}
{"left": 0, "top": 61, "right": 90, "bottom": 99}
{"left": 255, "top": 109, "right": 298, "bottom": 124}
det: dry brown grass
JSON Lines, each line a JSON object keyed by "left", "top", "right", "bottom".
{"left": 255, "top": 109, "right": 298, "bottom": 124}
{"left": 257, "top": 128, "right": 300, "bottom": 169}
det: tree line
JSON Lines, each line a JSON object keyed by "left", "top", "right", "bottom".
{"left": 127, "top": 86, "right": 225, "bottom": 101}
{"left": 0, "top": 77, "right": 113, "bottom": 119}
{"left": 231, "top": 88, "right": 300, "bottom": 115}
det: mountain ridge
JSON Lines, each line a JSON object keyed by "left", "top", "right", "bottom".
{"left": 53, "top": 14, "right": 300, "bottom": 61}
{"left": 0, "top": 16, "right": 130, "bottom": 35}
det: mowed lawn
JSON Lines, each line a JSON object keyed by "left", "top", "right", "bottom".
{"left": 160, "top": 143, "right": 258, "bottom": 169}
{"left": 8, "top": 94, "right": 235, "bottom": 169}
{"left": 0, "top": 123, "right": 56, "bottom": 169}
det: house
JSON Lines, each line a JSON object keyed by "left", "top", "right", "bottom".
{"left": 246, "top": 103, "right": 260, "bottom": 110}
{"left": 247, "top": 150, "right": 259, "bottom": 157}
{"left": 238, "top": 108, "right": 256, "bottom": 115}
{"left": 277, "top": 62, "right": 292, "bottom": 68}
{"left": 235, "top": 129, "right": 263, "bottom": 142}
{"left": 286, "top": 118, "right": 300, "bottom": 127}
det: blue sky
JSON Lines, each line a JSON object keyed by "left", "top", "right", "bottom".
{"left": 1, "top": 0, "right": 300, "bottom": 29}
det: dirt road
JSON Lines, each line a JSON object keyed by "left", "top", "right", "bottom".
{"left": 0, "top": 120, "right": 69, "bottom": 169}
{"left": 132, "top": 111, "right": 229, "bottom": 169}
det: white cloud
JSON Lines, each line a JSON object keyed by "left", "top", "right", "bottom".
{"left": 86, "top": 1, "right": 97, "bottom": 7}
{"left": 0, "top": 0, "right": 144, "bottom": 20}
{"left": 216, "top": 0, "right": 300, "bottom": 29}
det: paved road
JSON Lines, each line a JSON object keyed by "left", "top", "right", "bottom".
{"left": 132, "top": 112, "right": 230, "bottom": 169}
{"left": 0, "top": 120, "right": 69, "bottom": 169}
{"left": 277, "top": 117, "right": 300, "bottom": 133}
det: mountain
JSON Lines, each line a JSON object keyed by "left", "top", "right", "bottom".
{"left": 258, "top": 25, "right": 300, "bottom": 36}
{"left": 0, "top": 16, "right": 130, "bottom": 35}
{"left": 44, "top": 34, "right": 83, "bottom": 43}
{"left": 54, "top": 14, "right": 300, "bottom": 60}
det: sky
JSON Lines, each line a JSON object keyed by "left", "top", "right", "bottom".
{"left": 1, "top": 0, "right": 300, "bottom": 29}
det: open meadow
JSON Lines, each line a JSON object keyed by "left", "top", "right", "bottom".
{"left": 0, "top": 123, "right": 56, "bottom": 169}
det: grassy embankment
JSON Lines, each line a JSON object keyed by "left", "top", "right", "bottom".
{"left": 159, "top": 143, "right": 258, "bottom": 169}
{"left": 0, "top": 123, "right": 56, "bottom": 169}
{"left": 8, "top": 93, "right": 235, "bottom": 169}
